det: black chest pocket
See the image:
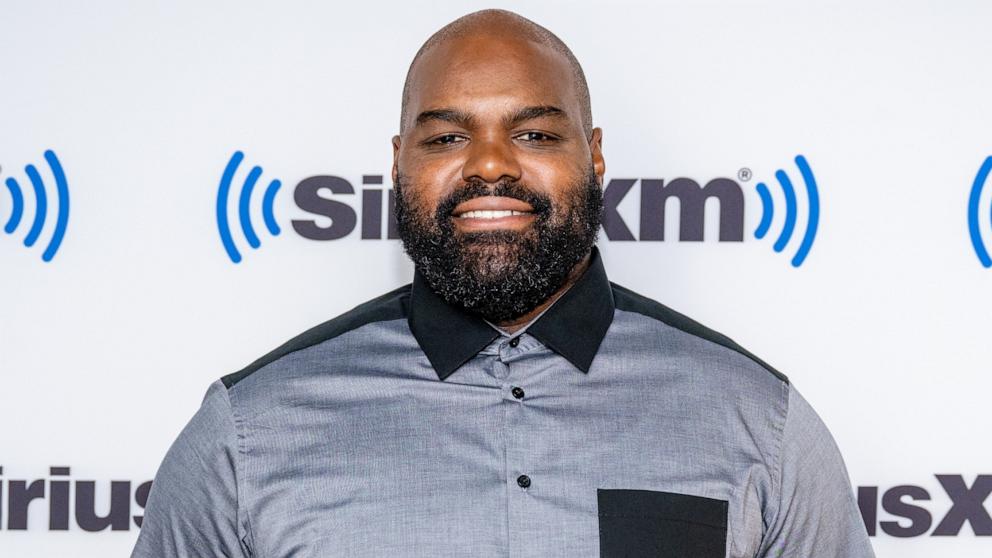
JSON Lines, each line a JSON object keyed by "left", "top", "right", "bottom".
{"left": 597, "top": 489, "right": 728, "bottom": 558}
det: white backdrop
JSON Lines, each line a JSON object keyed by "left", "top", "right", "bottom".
{"left": 1, "top": 1, "right": 990, "bottom": 556}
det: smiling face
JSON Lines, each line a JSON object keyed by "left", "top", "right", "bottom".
{"left": 393, "top": 17, "right": 606, "bottom": 322}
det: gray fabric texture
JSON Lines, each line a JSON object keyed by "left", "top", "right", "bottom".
{"left": 133, "top": 282, "right": 874, "bottom": 557}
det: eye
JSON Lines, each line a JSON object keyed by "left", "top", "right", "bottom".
{"left": 428, "top": 134, "right": 466, "bottom": 146}
{"left": 515, "top": 131, "right": 558, "bottom": 143}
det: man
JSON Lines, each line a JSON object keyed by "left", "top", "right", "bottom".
{"left": 133, "top": 9, "right": 874, "bottom": 558}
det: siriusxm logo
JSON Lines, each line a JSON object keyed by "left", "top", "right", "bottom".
{"left": 601, "top": 155, "right": 819, "bottom": 267}
{"left": 0, "top": 466, "right": 151, "bottom": 531}
{"left": 214, "top": 151, "right": 820, "bottom": 267}
{"left": 858, "top": 475, "right": 992, "bottom": 538}
{"left": 754, "top": 156, "right": 819, "bottom": 267}
{"left": 215, "top": 151, "right": 400, "bottom": 263}
{"left": 1, "top": 150, "right": 70, "bottom": 262}
{"left": 968, "top": 156, "right": 992, "bottom": 267}
{"left": 216, "top": 151, "right": 284, "bottom": 264}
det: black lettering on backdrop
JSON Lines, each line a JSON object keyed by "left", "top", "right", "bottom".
{"left": 286, "top": 174, "right": 751, "bottom": 243}
{"left": 640, "top": 178, "right": 744, "bottom": 242}
{"left": 857, "top": 486, "right": 878, "bottom": 536}
{"left": 932, "top": 474, "right": 992, "bottom": 536}
{"left": 880, "top": 485, "right": 932, "bottom": 537}
{"left": 75, "top": 480, "right": 132, "bottom": 531}
{"left": 386, "top": 190, "right": 400, "bottom": 240}
{"left": 601, "top": 178, "right": 637, "bottom": 241}
{"left": 292, "top": 176, "right": 357, "bottom": 240}
{"left": 133, "top": 480, "right": 153, "bottom": 528}
{"left": 361, "top": 175, "right": 384, "bottom": 239}
{"left": 49, "top": 467, "right": 70, "bottom": 530}
{"left": 8, "top": 479, "right": 45, "bottom": 530}
{"left": 361, "top": 189, "right": 383, "bottom": 239}
{"left": 599, "top": 177, "right": 748, "bottom": 242}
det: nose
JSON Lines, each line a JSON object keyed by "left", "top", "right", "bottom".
{"left": 461, "top": 136, "right": 522, "bottom": 184}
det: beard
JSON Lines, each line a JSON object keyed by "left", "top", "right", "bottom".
{"left": 394, "top": 166, "right": 603, "bottom": 323}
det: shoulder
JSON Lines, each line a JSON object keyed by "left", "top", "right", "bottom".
{"left": 134, "top": 378, "right": 246, "bottom": 555}
{"left": 609, "top": 281, "right": 788, "bottom": 385}
{"left": 221, "top": 283, "right": 412, "bottom": 389}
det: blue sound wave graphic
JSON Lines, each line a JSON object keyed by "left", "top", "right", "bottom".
{"left": 216, "top": 151, "right": 282, "bottom": 263}
{"left": 1, "top": 150, "right": 70, "bottom": 262}
{"left": 967, "top": 156, "right": 992, "bottom": 268}
{"left": 753, "top": 155, "right": 819, "bottom": 267}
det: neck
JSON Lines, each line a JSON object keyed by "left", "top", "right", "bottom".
{"left": 495, "top": 252, "right": 593, "bottom": 334}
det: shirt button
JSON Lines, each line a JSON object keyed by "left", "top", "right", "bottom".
{"left": 509, "top": 336, "right": 520, "bottom": 348}
{"left": 511, "top": 386, "right": 525, "bottom": 399}
{"left": 517, "top": 474, "right": 531, "bottom": 488}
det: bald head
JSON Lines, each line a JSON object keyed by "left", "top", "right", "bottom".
{"left": 400, "top": 9, "right": 593, "bottom": 137}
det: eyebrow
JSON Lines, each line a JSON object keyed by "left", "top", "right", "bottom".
{"left": 503, "top": 105, "right": 567, "bottom": 128}
{"left": 413, "top": 105, "right": 568, "bottom": 129}
{"left": 415, "top": 108, "right": 474, "bottom": 128}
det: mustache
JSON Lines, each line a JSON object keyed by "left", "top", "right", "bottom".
{"left": 434, "top": 180, "right": 552, "bottom": 222}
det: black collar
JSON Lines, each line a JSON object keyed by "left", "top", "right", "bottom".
{"left": 407, "top": 247, "right": 616, "bottom": 381}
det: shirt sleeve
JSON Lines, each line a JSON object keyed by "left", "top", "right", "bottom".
{"left": 757, "top": 383, "right": 876, "bottom": 557}
{"left": 131, "top": 380, "right": 252, "bottom": 558}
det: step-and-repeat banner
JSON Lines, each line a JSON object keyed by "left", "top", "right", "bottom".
{"left": 1, "top": 1, "right": 989, "bottom": 556}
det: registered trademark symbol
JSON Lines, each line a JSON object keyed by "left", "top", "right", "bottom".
{"left": 738, "top": 167, "right": 752, "bottom": 182}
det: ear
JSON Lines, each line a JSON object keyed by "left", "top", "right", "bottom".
{"left": 589, "top": 127, "right": 605, "bottom": 186}
{"left": 391, "top": 134, "right": 402, "bottom": 184}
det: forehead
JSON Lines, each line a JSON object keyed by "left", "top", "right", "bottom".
{"left": 406, "top": 33, "right": 579, "bottom": 124}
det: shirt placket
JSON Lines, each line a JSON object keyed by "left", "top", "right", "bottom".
{"left": 495, "top": 334, "right": 536, "bottom": 558}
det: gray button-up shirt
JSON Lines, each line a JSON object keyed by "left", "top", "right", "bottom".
{"left": 133, "top": 248, "right": 874, "bottom": 557}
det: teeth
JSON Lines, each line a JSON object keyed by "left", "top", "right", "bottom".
{"left": 459, "top": 210, "right": 529, "bottom": 219}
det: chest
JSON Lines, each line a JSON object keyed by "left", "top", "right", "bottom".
{"left": 237, "top": 364, "right": 772, "bottom": 557}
